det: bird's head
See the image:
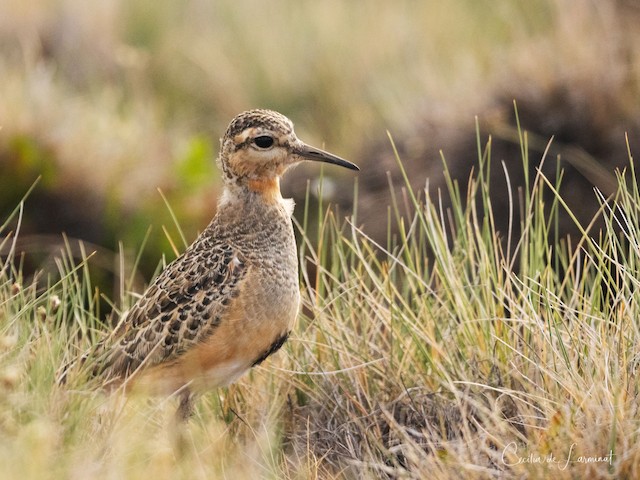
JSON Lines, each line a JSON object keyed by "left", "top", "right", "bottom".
{"left": 218, "top": 110, "right": 358, "bottom": 198}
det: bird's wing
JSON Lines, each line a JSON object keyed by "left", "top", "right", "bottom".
{"left": 93, "top": 239, "right": 247, "bottom": 381}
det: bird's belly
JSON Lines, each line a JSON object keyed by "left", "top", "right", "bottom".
{"left": 199, "top": 358, "right": 252, "bottom": 387}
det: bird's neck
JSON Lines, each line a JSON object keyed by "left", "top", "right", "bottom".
{"left": 246, "top": 177, "right": 282, "bottom": 204}
{"left": 219, "top": 177, "right": 294, "bottom": 216}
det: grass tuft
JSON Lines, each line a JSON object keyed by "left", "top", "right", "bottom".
{"left": 2, "top": 129, "right": 640, "bottom": 479}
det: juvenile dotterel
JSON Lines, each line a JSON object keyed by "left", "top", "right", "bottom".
{"left": 79, "top": 109, "right": 358, "bottom": 416}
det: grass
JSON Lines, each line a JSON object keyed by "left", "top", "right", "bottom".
{"left": 2, "top": 127, "right": 640, "bottom": 479}
{"left": 2, "top": 3, "right": 640, "bottom": 477}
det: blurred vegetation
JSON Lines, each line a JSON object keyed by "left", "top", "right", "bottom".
{"left": 2, "top": 1, "right": 640, "bottom": 477}
{"left": 1, "top": 0, "right": 639, "bottom": 292}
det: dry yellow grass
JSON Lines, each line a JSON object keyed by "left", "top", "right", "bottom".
{"left": 2, "top": 1, "right": 640, "bottom": 478}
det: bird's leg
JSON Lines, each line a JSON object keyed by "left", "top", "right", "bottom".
{"left": 175, "top": 388, "right": 195, "bottom": 422}
{"left": 171, "top": 388, "right": 196, "bottom": 457}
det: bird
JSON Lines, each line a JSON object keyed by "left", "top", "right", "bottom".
{"left": 63, "top": 109, "right": 359, "bottom": 418}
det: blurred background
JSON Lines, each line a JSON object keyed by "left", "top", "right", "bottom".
{"left": 1, "top": 0, "right": 639, "bottom": 291}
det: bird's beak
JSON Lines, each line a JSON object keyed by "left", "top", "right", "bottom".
{"left": 294, "top": 143, "right": 359, "bottom": 171}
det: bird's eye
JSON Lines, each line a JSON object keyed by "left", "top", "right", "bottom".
{"left": 253, "top": 136, "right": 274, "bottom": 149}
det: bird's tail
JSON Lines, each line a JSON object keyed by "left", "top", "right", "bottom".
{"left": 56, "top": 308, "right": 130, "bottom": 387}
{"left": 56, "top": 350, "right": 91, "bottom": 385}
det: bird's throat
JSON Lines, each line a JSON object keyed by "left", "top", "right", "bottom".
{"left": 247, "top": 177, "right": 282, "bottom": 204}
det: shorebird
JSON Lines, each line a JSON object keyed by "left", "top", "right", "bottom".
{"left": 67, "top": 109, "right": 358, "bottom": 417}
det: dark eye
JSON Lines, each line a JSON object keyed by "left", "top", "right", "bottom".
{"left": 253, "top": 136, "right": 274, "bottom": 149}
